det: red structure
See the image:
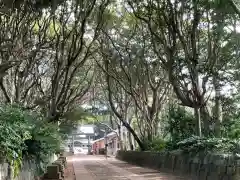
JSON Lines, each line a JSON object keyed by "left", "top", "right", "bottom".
{"left": 92, "top": 137, "right": 105, "bottom": 154}
{"left": 92, "top": 132, "right": 119, "bottom": 155}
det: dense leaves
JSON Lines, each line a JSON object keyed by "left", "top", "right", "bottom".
{"left": 0, "top": 105, "right": 29, "bottom": 161}
{"left": 166, "top": 106, "right": 196, "bottom": 142}
{"left": 143, "top": 137, "right": 167, "bottom": 152}
{"left": 0, "top": 104, "right": 64, "bottom": 176}
{"left": 1, "top": 0, "right": 240, "bottom": 171}
{"left": 175, "top": 136, "right": 240, "bottom": 154}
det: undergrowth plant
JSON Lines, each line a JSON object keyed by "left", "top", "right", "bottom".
{"left": 0, "top": 104, "right": 64, "bottom": 178}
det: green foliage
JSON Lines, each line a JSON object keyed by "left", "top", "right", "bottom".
{"left": 0, "top": 104, "right": 67, "bottom": 177}
{"left": 222, "top": 114, "right": 240, "bottom": 139}
{"left": 59, "top": 107, "right": 96, "bottom": 139}
{"left": 59, "top": 120, "right": 77, "bottom": 140}
{"left": 0, "top": 104, "right": 29, "bottom": 177}
{"left": 165, "top": 106, "right": 196, "bottom": 142}
{"left": 62, "top": 107, "right": 94, "bottom": 123}
{"left": 221, "top": 95, "right": 240, "bottom": 139}
{"left": 23, "top": 114, "right": 63, "bottom": 174}
{"left": 171, "top": 136, "right": 240, "bottom": 154}
{"left": 141, "top": 137, "right": 167, "bottom": 152}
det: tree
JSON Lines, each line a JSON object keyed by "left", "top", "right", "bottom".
{"left": 128, "top": 0, "right": 240, "bottom": 137}
{"left": 0, "top": 0, "right": 111, "bottom": 123}
{"left": 45, "top": 0, "right": 110, "bottom": 121}
{"left": 95, "top": 57, "right": 140, "bottom": 149}
{"left": 100, "top": 12, "right": 171, "bottom": 142}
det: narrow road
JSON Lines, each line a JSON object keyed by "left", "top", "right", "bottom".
{"left": 69, "top": 155, "right": 189, "bottom": 180}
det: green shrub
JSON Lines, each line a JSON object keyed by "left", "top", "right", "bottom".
{"left": 0, "top": 104, "right": 29, "bottom": 177}
{"left": 0, "top": 104, "right": 65, "bottom": 176}
{"left": 172, "top": 136, "right": 240, "bottom": 154}
{"left": 221, "top": 113, "right": 240, "bottom": 139}
{"left": 23, "top": 113, "right": 62, "bottom": 175}
{"left": 165, "top": 106, "right": 196, "bottom": 142}
{"left": 143, "top": 137, "right": 167, "bottom": 152}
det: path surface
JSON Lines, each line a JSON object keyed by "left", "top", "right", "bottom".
{"left": 65, "top": 156, "right": 75, "bottom": 180}
{"left": 69, "top": 155, "right": 189, "bottom": 180}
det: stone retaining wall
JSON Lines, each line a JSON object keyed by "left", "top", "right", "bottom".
{"left": 116, "top": 150, "right": 240, "bottom": 180}
{"left": 0, "top": 154, "right": 58, "bottom": 180}
{"left": 42, "top": 156, "right": 67, "bottom": 180}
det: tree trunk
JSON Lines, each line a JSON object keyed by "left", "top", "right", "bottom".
{"left": 194, "top": 107, "right": 202, "bottom": 137}
{"left": 6, "top": 161, "right": 13, "bottom": 180}
{"left": 122, "top": 120, "right": 145, "bottom": 151}
{"left": 109, "top": 113, "right": 114, "bottom": 129}
{"left": 213, "top": 76, "right": 222, "bottom": 137}
{"left": 127, "top": 131, "right": 134, "bottom": 150}
{"left": 200, "top": 106, "right": 212, "bottom": 136}
{"left": 147, "top": 128, "right": 153, "bottom": 142}
{"left": 132, "top": 135, "right": 136, "bottom": 149}
{"left": 117, "top": 124, "right": 123, "bottom": 150}
{"left": 122, "top": 130, "right": 127, "bottom": 150}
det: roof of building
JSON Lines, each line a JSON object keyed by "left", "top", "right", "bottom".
{"left": 72, "top": 124, "right": 95, "bottom": 135}
{"left": 92, "top": 130, "right": 118, "bottom": 143}
{"left": 78, "top": 125, "right": 95, "bottom": 134}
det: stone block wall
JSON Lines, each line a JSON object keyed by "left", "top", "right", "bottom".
{"left": 116, "top": 150, "right": 240, "bottom": 180}
{"left": 43, "top": 156, "right": 67, "bottom": 180}
{"left": 0, "top": 154, "right": 58, "bottom": 180}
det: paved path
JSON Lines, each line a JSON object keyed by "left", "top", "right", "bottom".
{"left": 70, "top": 155, "right": 189, "bottom": 180}
{"left": 65, "top": 156, "right": 75, "bottom": 180}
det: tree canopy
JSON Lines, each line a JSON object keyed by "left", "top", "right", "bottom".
{"left": 2, "top": 1, "right": 240, "bottom": 177}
